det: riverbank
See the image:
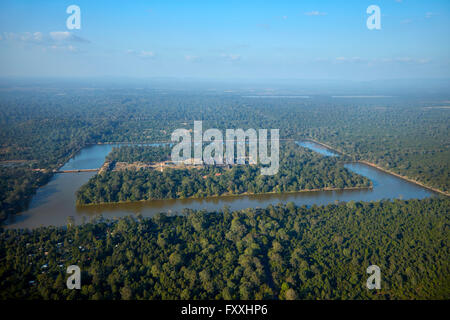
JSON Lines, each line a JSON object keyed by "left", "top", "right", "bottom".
{"left": 358, "top": 161, "right": 449, "bottom": 197}
{"left": 304, "top": 138, "right": 449, "bottom": 197}
{"left": 302, "top": 138, "right": 345, "bottom": 156}
{"left": 76, "top": 185, "right": 374, "bottom": 207}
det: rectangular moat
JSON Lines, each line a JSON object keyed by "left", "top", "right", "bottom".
{"left": 5, "top": 141, "right": 437, "bottom": 229}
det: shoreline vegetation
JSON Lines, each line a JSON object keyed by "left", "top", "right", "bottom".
{"left": 76, "top": 185, "right": 374, "bottom": 208}
{"left": 303, "top": 138, "right": 449, "bottom": 197}
{"left": 359, "top": 161, "right": 449, "bottom": 197}
{"left": 91, "top": 139, "right": 449, "bottom": 196}
{"left": 75, "top": 143, "right": 372, "bottom": 205}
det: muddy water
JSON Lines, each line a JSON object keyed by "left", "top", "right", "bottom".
{"left": 5, "top": 141, "right": 436, "bottom": 229}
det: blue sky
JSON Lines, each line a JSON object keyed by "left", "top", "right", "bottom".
{"left": 0, "top": 0, "right": 449, "bottom": 80}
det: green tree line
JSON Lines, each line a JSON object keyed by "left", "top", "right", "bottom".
{"left": 0, "top": 197, "right": 448, "bottom": 300}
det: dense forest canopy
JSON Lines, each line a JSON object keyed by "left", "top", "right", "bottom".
{"left": 0, "top": 197, "right": 448, "bottom": 300}
{"left": 0, "top": 84, "right": 448, "bottom": 301}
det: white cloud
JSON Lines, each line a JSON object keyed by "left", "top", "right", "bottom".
{"left": 335, "top": 57, "right": 364, "bottom": 63}
{"left": 50, "top": 31, "right": 71, "bottom": 41}
{"left": 221, "top": 53, "right": 241, "bottom": 61}
{"left": 33, "top": 32, "right": 43, "bottom": 42}
{"left": 2, "top": 32, "right": 15, "bottom": 41}
{"left": 0, "top": 31, "right": 89, "bottom": 55}
{"left": 425, "top": 12, "right": 437, "bottom": 19}
{"left": 139, "top": 51, "right": 155, "bottom": 59}
{"left": 49, "top": 31, "right": 90, "bottom": 43}
{"left": 48, "top": 43, "right": 82, "bottom": 53}
{"left": 394, "top": 57, "right": 430, "bottom": 64}
{"left": 1, "top": 31, "right": 89, "bottom": 45}
{"left": 330, "top": 56, "right": 430, "bottom": 65}
{"left": 185, "top": 55, "right": 201, "bottom": 62}
{"left": 305, "top": 11, "right": 327, "bottom": 16}
{"left": 1, "top": 31, "right": 44, "bottom": 43}
{"left": 127, "top": 50, "right": 156, "bottom": 59}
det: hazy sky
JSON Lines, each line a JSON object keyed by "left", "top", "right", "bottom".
{"left": 0, "top": 0, "right": 449, "bottom": 80}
